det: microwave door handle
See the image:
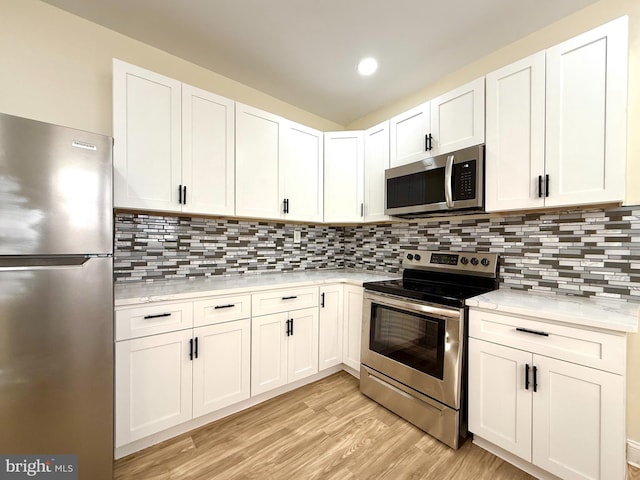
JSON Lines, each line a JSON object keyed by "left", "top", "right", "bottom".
{"left": 445, "top": 154, "right": 454, "bottom": 208}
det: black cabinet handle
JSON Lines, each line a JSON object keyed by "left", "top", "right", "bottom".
{"left": 360, "top": 203, "right": 364, "bottom": 217}
{"left": 189, "top": 338, "right": 193, "bottom": 361}
{"left": 143, "top": 313, "right": 171, "bottom": 319}
{"left": 516, "top": 327, "right": 550, "bottom": 337}
{"left": 425, "top": 133, "right": 433, "bottom": 151}
{"left": 538, "top": 175, "right": 543, "bottom": 198}
{"left": 183, "top": 185, "right": 187, "bottom": 204}
{"left": 545, "top": 174, "right": 550, "bottom": 198}
{"left": 178, "top": 185, "right": 183, "bottom": 204}
{"left": 282, "top": 296, "right": 297, "bottom": 300}
{"left": 290, "top": 318, "right": 294, "bottom": 336}
{"left": 214, "top": 304, "right": 236, "bottom": 310}
{"left": 320, "top": 292, "right": 325, "bottom": 308}
{"left": 194, "top": 337, "right": 198, "bottom": 359}
{"left": 285, "top": 318, "right": 291, "bottom": 336}
{"left": 525, "top": 363, "right": 530, "bottom": 390}
{"left": 533, "top": 366, "right": 538, "bottom": 392}
{"left": 283, "top": 198, "right": 289, "bottom": 214}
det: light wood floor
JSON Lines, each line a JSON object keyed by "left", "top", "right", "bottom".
{"left": 115, "top": 371, "right": 640, "bottom": 480}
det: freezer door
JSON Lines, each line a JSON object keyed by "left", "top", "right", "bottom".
{"left": 0, "top": 256, "right": 113, "bottom": 480}
{"left": 0, "top": 113, "right": 113, "bottom": 255}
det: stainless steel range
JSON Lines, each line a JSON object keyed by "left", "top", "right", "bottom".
{"left": 361, "top": 249, "right": 499, "bottom": 449}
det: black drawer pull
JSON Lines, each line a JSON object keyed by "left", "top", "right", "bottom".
{"left": 214, "top": 304, "right": 236, "bottom": 310}
{"left": 282, "top": 296, "right": 298, "bottom": 300}
{"left": 516, "top": 327, "right": 549, "bottom": 337}
{"left": 143, "top": 313, "right": 172, "bottom": 320}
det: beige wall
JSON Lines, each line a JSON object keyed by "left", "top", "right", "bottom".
{"left": 2, "top": 0, "right": 639, "bottom": 446}
{"left": 0, "top": 0, "right": 342, "bottom": 134}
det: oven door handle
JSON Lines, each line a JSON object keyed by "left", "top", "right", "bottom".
{"left": 364, "top": 292, "right": 461, "bottom": 320}
{"left": 444, "top": 154, "right": 454, "bottom": 208}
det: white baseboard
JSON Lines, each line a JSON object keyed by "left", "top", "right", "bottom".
{"left": 628, "top": 439, "right": 640, "bottom": 468}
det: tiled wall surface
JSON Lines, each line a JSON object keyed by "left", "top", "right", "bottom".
{"left": 114, "top": 214, "right": 343, "bottom": 282}
{"left": 114, "top": 206, "right": 640, "bottom": 301}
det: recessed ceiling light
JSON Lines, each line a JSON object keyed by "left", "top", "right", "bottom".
{"left": 358, "top": 57, "right": 378, "bottom": 76}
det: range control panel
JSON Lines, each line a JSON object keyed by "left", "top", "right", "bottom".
{"left": 402, "top": 249, "right": 498, "bottom": 277}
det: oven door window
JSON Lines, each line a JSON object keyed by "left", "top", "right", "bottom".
{"left": 369, "top": 304, "right": 446, "bottom": 380}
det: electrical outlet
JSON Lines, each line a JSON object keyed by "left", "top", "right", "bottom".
{"left": 293, "top": 230, "right": 301, "bottom": 244}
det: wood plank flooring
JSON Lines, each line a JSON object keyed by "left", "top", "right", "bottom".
{"left": 115, "top": 371, "right": 640, "bottom": 480}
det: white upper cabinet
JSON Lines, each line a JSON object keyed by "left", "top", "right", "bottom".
{"left": 113, "top": 60, "right": 182, "bottom": 211}
{"left": 545, "top": 17, "right": 628, "bottom": 207}
{"left": 236, "top": 103, "right": 324, "bottom": 222}
{"left": 324, "top": 131, "right": 365, "bottom": 223}
{"left": 486, "top": 17, "right": 628, "bottom": 212}
{"left": 181, "top": 85, "right": 235, "bottom": 216}
{"left": 364, "top": 120, "right": 390, "bottom": 222}
{"left": 429, "top": 77, "right": 485, "bottom": 156}
{"left": 281, "top": 121, "right": 324, "bottom": 222}
{"left": 389, "top": 102, "right": 430, "bottom": 168}
{"left": 235, "top": 103, "right": 283, "bottom": 220}
{"left": 485, "top": 52, "right": 546, "bottom": 211}
{"left": 113, "top": 60, "right": 235, "bottom": 216}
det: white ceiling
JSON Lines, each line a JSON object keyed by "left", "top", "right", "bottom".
{"left": 41, "top": 0, "right": 600, "bottom": 126}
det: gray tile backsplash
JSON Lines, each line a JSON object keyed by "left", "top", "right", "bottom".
{"left": 115, "top": 206, "right": 640, "bottom": 301}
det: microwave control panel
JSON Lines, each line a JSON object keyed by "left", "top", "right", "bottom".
{"left": 453, "top": 160, "right": 476, "bottom": 201}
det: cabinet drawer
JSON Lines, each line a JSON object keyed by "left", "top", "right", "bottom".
{"left": 193, "top": 294, "right": 251, "bottom": 327}
{"left": 252, "top": 286, "right": 318, "bottom": 316}
{"left": 115, "top": 301, "right": 193, "bottom": 341}
{"left": 468, "top": 309, "right": 625, "bottom": 374}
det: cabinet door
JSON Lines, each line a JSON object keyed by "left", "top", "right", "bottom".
{"left": 192, "top": 319, "right": 250, "bottom": 418}
{"left": 251, "top": 313, "right": 288, "bottom": 396}
{"left": 364, "top": 120, "right": 390, "bottom": 222}
{"left": 389, "top": 102, "right": 430, "bottom": 167}
{"left": 235, "top": 103, "right": 283, "bottom": 219}
{"left": 181, "top": 84, "right": 235, "bottom": 216}
{"left": 342, "top": 285, "right": 364, "bottom": 371}
{"left": 318, "top": 285, "right": 344, "bottom": 371}
{"left": 545, "top": 17, "right": 627, "bottom": 207}
{"left": 281, "top": 121, "right": 324, "bottom": 222}
{"left": 468, "top": 338, "right": 532, "bottom": 462}
{"left": 115, "top": 330, "right": 193, "bottom": 446}
{"left": 532, "top": 356, "right": 625, "bottom": 480}
{"left": 113, "top": 59, "right": 182, "bottom": 211}
{"left": 324, "top": 131, "right": 365, "bottom": 223}
{"left": 287, "top": 307, "right": 319, "bottom": 383}
{"left": 485, "top": 52, "right": 546, "bottom": 212}
{"left": 430, "top": 77, "right": 485, "bottom": 156}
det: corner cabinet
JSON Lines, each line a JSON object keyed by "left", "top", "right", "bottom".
{"left": 324, "top": 131, "right": 365, "bottom": 223}
{"left": 468, "top": 308, "right": 626, "bottom": 480}
{"left": 485, "top": 17, "right": 628, "bottom": 212}
{"left": 235, "top": 103, "right": 323, "bottom": 221}
{"left": 113, "top": 59, "right": 235, "bottom": 216}
{"left": 364, "top": 121, "right": 390, "bottom": 222}
{"left": 389, "top": 77, "right": 485, "bottom": 168}
{"left": 318, "top": 284, "right": 344, "bottom": 370}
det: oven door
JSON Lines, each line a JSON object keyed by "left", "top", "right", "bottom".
{"left": 361, "top": 291, "right": 464, "bottom": 409}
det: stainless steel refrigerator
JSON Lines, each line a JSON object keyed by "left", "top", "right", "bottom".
{"left": 0, "top": 113, "right": 113, "bottom": 479}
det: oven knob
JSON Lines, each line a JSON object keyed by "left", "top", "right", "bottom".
{"left": 481, "top": 258, "right": 490, "bottom": 267}
{"left": 414, "top": 254, "right": 421, "bottom": 261}
{"left": 470, "top": 257, "right": 479, "bottom": 266}
{"left": 407, "top": 253, "right": 414, "bottom": 260}
{"left": 460, "top": 257, "right": 469, "bottom": 265}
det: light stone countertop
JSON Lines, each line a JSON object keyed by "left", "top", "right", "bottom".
{"left": 466, "top": 288, "right": 639, "bottom": 333}
{"left": 115, "top": 269, "right": 400, "bottom": 307}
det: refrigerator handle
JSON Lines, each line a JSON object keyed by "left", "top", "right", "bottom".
{"left": 0, "top": 256, "right": 90, "bottom": 270}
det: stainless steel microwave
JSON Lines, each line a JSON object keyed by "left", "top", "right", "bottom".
{"left": 385, "top": 144, "right": 484, "bottom": 217}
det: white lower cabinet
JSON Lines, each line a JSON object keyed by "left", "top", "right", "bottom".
{"left": 468, "top": 308, "right": 626, "bottom": 480}
{"left": 318, "top": 284, "right": 344, "bottom": 370}
{"left": 342, "top": 285, "right": 364, "bottom": 371}
{"left": 115, "top": 296, "right": 251, "bottom": 447}
{"left": 251, "top": 307, "right": 319, "bottom": 396}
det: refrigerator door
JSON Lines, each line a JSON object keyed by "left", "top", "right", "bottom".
{"left": 0, "top": 113, "right": 113, "bottom": 255}
{"left": 0, "top": 256, "right": 113, "bottom": 479}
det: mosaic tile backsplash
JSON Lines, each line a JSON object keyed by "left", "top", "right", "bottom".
{"left": 114, "top": 206, "right": 640, "bottom": 301}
